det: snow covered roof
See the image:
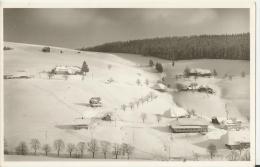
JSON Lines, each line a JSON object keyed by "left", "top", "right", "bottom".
{"left": 190, "top": 68, "right": 211, "bottom": 74}
{"left": 170, "top": 118, "right": 209, "bottom": 127}
{"left": 55, "top": 66, "right": 81, "bottom": 70}
{"left": 152, "top": 83, "right": 167, "bottom": 90}
{"left": 163, "top": 107, "right": 188, "bottom": 118}
{"left": 224, "top": 130, "right": 250, "bottom": 145}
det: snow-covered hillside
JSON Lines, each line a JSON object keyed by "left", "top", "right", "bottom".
{"left": 4, "top": 42, "right": 191, "bottom": 160}
{"left": 4, "top": 42, "right": 250, "bottom": 161}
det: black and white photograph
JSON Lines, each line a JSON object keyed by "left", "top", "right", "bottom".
{"left": 0, "top": 1, "right": 257, "bottom": 166}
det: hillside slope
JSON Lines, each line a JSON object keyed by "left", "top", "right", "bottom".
{"left": 4, "top": 42, "right": 192, "bottom": 160}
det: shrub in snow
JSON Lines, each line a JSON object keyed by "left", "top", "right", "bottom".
{"left": 149, "top": 59, "right": 154, "bottom": 67}
{"left": 155, "top": 62, "right": 163, "bottom": 73}
{"left": 42, "top": 47, "right": 50, "bottom": 52}
{"left": 4, "top": 46, "right": 13, "bottom": 51}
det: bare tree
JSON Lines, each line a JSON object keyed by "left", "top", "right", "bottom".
{"left": 77, "top": 142, "right": 86, "bottom": 158}
{"left": 67, "top": 143, "right": 76, "bottom": 158}
{"left": 129, "top": 102, "right": 134, "bottom": 110}
{"left": 207, "top": 143, "right": 217, "bottom": 159}
{"left": 42, "top": 144, "right": 51, "bottom": 156}
{"left": 135, "top": 100, "right": 140, "bottom": 108}
{"left": 101, "top": 141, "right": 111, "bottom": 159}
{"left": 54, "top": 139, "right": 65, "bottom": 157}
{"left": 192, "top": 152, "right": 199, "bottom": 161}
{"left": 121, "top": 143, "right": 134, "bottom": 159}
{"left": 241, "top": 149, "right": 250, "bottom": 161}
{"left": 112, "top": 143, "right": 121, "bottom": 159}
{"left": 140, "top": 97, "right": 145, "bottom": 105}
{"left": 15, "top": 141, "right": 28, "bottom": 155}
{"left": 213, "top": 69, "right": 218, "bottom": 77}
{"left": 87, "top": 139, "right": 98, "bottom": 159}
{"left": 141, "top": 113, "right": 147, "bottom": 123}
{"left": 30, "top": 138, "right": 41, "bottom": 155}
{"left": 48, "top": 72, "right": 54, "bottom": 79}
{"left": 121, "top": 104, "right": 127, "bottom": 111}
{"left": 156, "top": 114, "right": 162, "bottom": 123}
{"left": 145, "top": 79, "right": 149, "bottom": 86}
{"left": 227, "top": 150, "right": 240, "bottom": 161}
{"left": 136, "top": 79, "right": 141, "bottom": 86}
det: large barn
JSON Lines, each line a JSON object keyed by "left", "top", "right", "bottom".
{"left": 52, "top": 66, "right": 81, "bottom": 75}
{"left": 189, "top": 68, "right": 212, "bottom": 77}
{"left": 169, "top": 118, "right": 209, "bottom": 133}
{"left": 222, "top": 129, "right": 250, "bottom": 150}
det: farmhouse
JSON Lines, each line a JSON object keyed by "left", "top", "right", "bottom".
{"left": 163, "top": 107, "right": 189, "bottom": 118}
{"left": 169, "top": 118, "right": 209, "bottom": 133}
{"left": 89, "top": 97, "right": 102, "bottom": 107}
{"left": 52, "top": 66, "right": 81, "bottom": 75}
{"left": 4, "top": 71, "right": 33, "bottom": 79}
{"left": 222, "top": 130, "right": 250, "bottom": 150}
{"left": 220, "top": 119, "right": 242, "bottom": 130}
{"left": 189, "top": 68, "right": 212, "bottom": 77}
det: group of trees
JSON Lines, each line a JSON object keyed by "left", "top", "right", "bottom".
{"left": 6, "top": 138, "right": 135, "bottom": 160}
{"left": 4, "top": 46, "right": 13, "bottom": 51}
{"left": 148, "top": 59, "right": 164, "bottom": 73}
{"left": 120, "top": 92, "right": 157, "bottom": 123}
{"left": 82, "top": 33, "right": 249, "bottom": 61}
{"left": 121, "top": 92, "right": 157, "bottom": 110}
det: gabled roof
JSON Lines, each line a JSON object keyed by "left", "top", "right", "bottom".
{"left": 170, "top": 118, "right": 209, "bottom": 127}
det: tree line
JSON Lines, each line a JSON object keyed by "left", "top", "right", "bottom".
{"left": 81, "top": 33, "right": 250, "bottom": 60}
{"left": 4, "top": 138, "right": 134, "bottom": 159}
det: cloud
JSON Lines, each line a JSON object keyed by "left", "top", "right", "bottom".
{"left": 188, "top": 9, "right": 218, "bottom": 25}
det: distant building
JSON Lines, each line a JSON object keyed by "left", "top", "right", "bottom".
{"left": 189, "top": 68, "right": 212, "bottom": 77}
{"left": 89, "top": 97, "right": 102, "bottom": 107}
{"left": 52, "top": 66, "right": 81, "bottom": 75}
{"left": 220, "top": 119, "right": 242, "bottom": 130}
{"left": 169, "top": 118, "right": 209, "bottom": 133}
{"left": 222, "top": 130, "right": 250, "bottom": 150}
{"left": 4, "top": 71, "right": 33, "bottom": 79}
{"left": 102, "top": 113, "right": 113, "bottom": 121}
{"left": 163, "top": 108, "right": 189, "bottom": 118}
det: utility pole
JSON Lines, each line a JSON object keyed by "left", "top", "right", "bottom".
{"left": 45, "top": 130, "right": 48, "bottom": 143}
{"left": 225, "top": 103, "right": 229, "bottom": 120}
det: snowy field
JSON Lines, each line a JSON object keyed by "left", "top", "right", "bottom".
{"left": 4, "top": 42, "right": 250, "bottom": 161}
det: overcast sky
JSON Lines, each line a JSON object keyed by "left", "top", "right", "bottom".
{"left": 4, "top": 8, "right": 249, "bottom": 48}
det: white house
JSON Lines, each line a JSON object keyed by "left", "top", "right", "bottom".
{"left": 222, "top": 129, "right": 250, "bottom": 149}
{"left": 52, "top": 66, "right": 81, "bottom": 75}
{"left": 189, "top": 68, "right": 212, "bottom": 76}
